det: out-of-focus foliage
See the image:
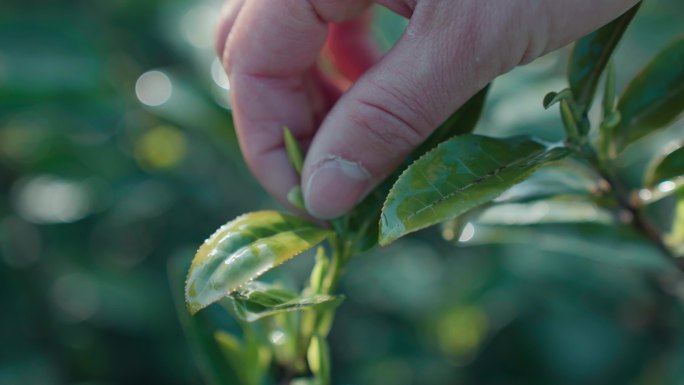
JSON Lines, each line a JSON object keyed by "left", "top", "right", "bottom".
{"left": 1, "top": 1, "right": 684, "bottom": 385}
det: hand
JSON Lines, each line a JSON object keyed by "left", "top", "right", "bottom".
{"left": 216, "top": 0, "right": 638, "bottom": 219}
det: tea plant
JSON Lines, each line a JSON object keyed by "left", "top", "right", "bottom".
{"left": 183, "top": 4, "right": 684, "bottom": 384}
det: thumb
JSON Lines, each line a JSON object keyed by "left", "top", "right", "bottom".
{"left": 301, "top": 5, "right": 499, "bottom": 219}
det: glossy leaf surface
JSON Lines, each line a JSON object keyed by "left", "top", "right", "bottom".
{"left": 340, "top": 86, "right": 491, "bottom": 253}
{"left": 568, "top": 4, "right": 639, "bottom": 113}
{"left": 380, "top": 135, "right": 570, "bottom": 245}
{"left": 185, "top": 211, "right": 332, "bottom": 314}
{"left": 645, "top": 144, "right": 684, "bottom": 187}
{"left": 231, "top": 282, "right": 342, "bottom": 322}
{"left": 616, "top": 36, "right": 684, "bottom": 151}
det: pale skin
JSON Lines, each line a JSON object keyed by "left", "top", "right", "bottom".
{"left": 216, "top": 0, "right": 639, "bottom": 219}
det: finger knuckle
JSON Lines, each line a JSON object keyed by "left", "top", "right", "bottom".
{"left": 350, "top": 83, "right": 436, "bottom": 152}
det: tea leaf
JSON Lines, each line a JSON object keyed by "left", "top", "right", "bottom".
{"left": 645, "top": 144, "right": 684, "bottom": 187}
{"left": 308, "top": 247, "right": 329, "bottom": 294}
{"left": 615, "top": 35, "right": 684, "bottom": 151}
{"left": 342, "top": 86, "right": 491, "bottom": 252}
{"left": 284, "top": 126, "right": 304, "bottom": 175}
{"left": 231, "top": 282, "right": 342, "bottom": 322}
{"left": 379, "top": 135, "right": 570, "bottom": 245}
{"left": 287, "top": 186, "right": 306, "bottom": 210}
{"left": 568, "top": 4, "right": 640, "bottom": 114}
{"left": 185, "top": 211, "right": 332, "bottom": 314}
{"left": 543, "top": 88, "right": 572, "bottom": 109}
{"left": 307, "top": 335, "right": 331, "bottom": 385}
{"left": 215, "top": 329, "right": 272, "bottom": 385}
{"left": 667, "top": 193, "right": 684, "bottom": 256}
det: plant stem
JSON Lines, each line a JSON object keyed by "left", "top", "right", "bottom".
{"left": 580, "top": 144, "right": 684, "bottom": 272}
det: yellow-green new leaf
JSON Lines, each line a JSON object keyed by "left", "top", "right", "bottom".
{"left": 283, "top": 126, "right": 304, "bottom": 175}
{"left": 379, "top": 135, "right": 570, "bottom": 245}
{"left": 616, "top": 35, "right": 684, "bottom": 151}
{"left": 185, "top": 211, "right": 332, "bottom": 314}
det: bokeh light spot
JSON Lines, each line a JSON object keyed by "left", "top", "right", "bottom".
{"left": 459, "top": 222, "right": 476, "bottom": 243}
{"left": 436, "top": 306, "right": 489, "bottom": 360}
{"left": 134, "top": 125, "right": 187, "bottom": 170}
{"left": 211, "top": 57, "right": 230, "bottom": 90}
{"left": 135, "top": 70, "right": 172, "bottom": 106}
{"left": 13, "top": 175, "right": 91, "bottom": 224}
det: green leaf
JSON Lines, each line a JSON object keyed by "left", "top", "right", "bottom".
{"left": 615, "top": 35, "right": 684, "bottom": 151}
{"left": 231, "top": 282, "right": 342, "bottom": 322}
{"left": 284, "top": 126, "right": 304, "bottom": 175}
{"left": 307, "top": 335, "right": 331, "bottom": 385}
{"left": 341, "top": 87, "right": 491, "bottom": 252}
{"left": 215, "top": 329, "right": 273, "bottom": 385}
{"left": 308, "top": 247, "right": 329, "bottom": 294}
{"left": 379, "top": 135, "right": 570, "bottom": 245}
{"left": 287, "top": 186, "right": 306, "bottom": 210}
{"left": 667, "top": 192, "right": 684, "bottom": 256}
{"left": 167, "top": 257, "right": 242, "bottom": 385}
{"left": 568, "top": 4, "right": 640, "bottom": 114}
{"left": 543, "top": 88, "right": 572, "bottom": 109}
{"left": 602, "top": 62, "right": 617, "bottom": 115}
{"left": 645, "top": 144, "right": 684, "bottom": 187}
{"left": 560, "top": 99, "right": 581, "bottom": 139}
{"left": 185, "top": 211, "right": 332, "bottom": 314}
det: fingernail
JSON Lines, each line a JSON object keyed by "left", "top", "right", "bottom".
{"left": 304, "top": 156, "right": 372, "bottom": 219}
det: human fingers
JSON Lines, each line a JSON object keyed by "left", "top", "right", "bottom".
{"left": 301, "top": 0, "right": 640, "bottom": 219}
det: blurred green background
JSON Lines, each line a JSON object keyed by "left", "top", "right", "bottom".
{"left": 1, "top": 1, "right": 684, "bottom": 384}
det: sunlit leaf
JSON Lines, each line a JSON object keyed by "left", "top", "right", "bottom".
{"left": 185, "top": 211, "right": 332, "bottom": 314}
{"left": 568, "top": 4, "right": 640, "bottom": 113}
{"left": 379, "top": 135, "right": 570, "bottom": 245}
{"left": 616, "top": 35, "right": 684, "bottom": 151}
{"left": 231, "top": 282, "right": 342, "bottom": 322}
{"left": 645, "top": 144, "right": 684, "bottom": 187}
{"left": 307, "top": 335, "right": 331, "bottom": 385}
